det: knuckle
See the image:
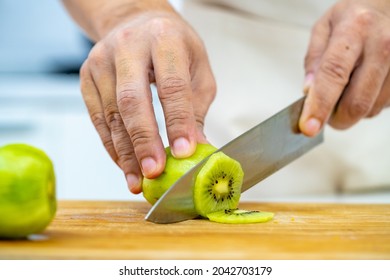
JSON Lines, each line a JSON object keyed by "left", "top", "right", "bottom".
{"left": 147, "top": 17, "right": 177, "bottom": 39}
{"left": 115, "top": 142, "right": 135, "bottom": 160}
{"left": 158, "top": 75, "right": 188, "bottom": 97}
{"left": 194, "top": 80, "right": 217, "bottom": 103}
{"left": 102, "top": 137, "right": 118, "bottom": 162}
{"left": 102, "top": 137, "right": 115, "bottom": 155}
{"left": 353, "top": 9, "right": 375, "bottom": 29}
{"left": 203, "top": 80, "right": 217, "bottom": 100}
{"left": 209, "top": 82, "right": 217, "bottom": 101}
{"left": 90, "top": 111, "right": 107, "bottom": 131}
{"left": 79, "top": 63, "right": 93, "bottom": 97}
{"left": 117, "top": 83, "right": 149, "bottom": 114}
{"left": 87, "top": 43, "right": 110, "bottom": 68}
{"left": 79, "top": 61, "right": 89, "bottom": 78}
{"left": 379, "top": 35, "right": 390, "bottom": 60}
{"left": 117, "top": 94, "right": 136, "bottom": 111}
{"left": 117, "top": 82, "right": 142, "bottom": 97}
{"left": 319, "top": 58, "right": 350, "bottom": 85}
{"left": 80, "top": 82, "right": 90, "bottom": 100}
{"left": 89, "top": 112, "right": 118, "bottom": 154}
{"left": 315, "top": 92, "right": 335, "bottom": 114}
{"left": 307, "top": 93, "right": 335, "bottom": 125}
{"left": 112, "top": 28, "right": 135, "bottom": 46}
{"left": 210, "top": 79, "right": 217, "bottom": 95}
{"left": 165, "top": 109, "right": 192, "bottom": 129}
{"left": 347, "top": 98, "right": 372, "bottom": 120}
{"left": 113, "top": 141, "right": 137, "bottom": 171}
{"left": 195, "top": 112, "right": 205, "bottom": 128}
{"left": 204, "top": 87, "right": 217, "bottom": 105}
{"left": 105, "top": 109, "right": 123, "bottom": 130}
{"left": 117, "top": 155, "right": 135, "bottom": 172}
{"left": 130, "top": 125, "right": 155, "bottom": 149}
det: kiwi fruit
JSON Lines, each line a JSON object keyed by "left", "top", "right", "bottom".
{"left": 193, "top": 151, "right": 243, "bottom": 217}
{"left": 206, "top": 209, "right": 274, "bottom": 224}
{"left": 142, "top": 144, "right": 217, "bottom": 205}
{"left": 142, "top": 143, "right": 274, "bottom": 224}
{"left": 0, "top": 143, "right": 56, "bottom": 239}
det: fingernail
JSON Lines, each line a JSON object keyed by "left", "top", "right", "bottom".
{"left": 172, "top": 137, "right": 192, "bottom": 158}
{"left": 303, "top": 73, "right": 314, "bottom": 95}
{"left": 305, "top": 118, "right": 321, "bottom": 136}
{"left": 126, "top": 173, "right": 141, "bottom": 193}
{"left": 141, "top": 157, "right": 158, "bottom": 177}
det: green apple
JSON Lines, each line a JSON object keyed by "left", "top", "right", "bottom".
{"left": 0, "top": 143, "right": 56, "bottom": 239}
{"left": 142, "top": 143, "right": 217, "bottom": 205}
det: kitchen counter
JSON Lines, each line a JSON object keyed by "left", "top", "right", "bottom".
{"left": 1, "top": 200, "right": 390, "bottom": 260}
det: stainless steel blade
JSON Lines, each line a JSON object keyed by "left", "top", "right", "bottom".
{"left": 146, "top": 96, "right": 324, "bottom": 223}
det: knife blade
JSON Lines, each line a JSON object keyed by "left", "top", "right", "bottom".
{"left": 146, "top": 96, "right": 324, "bottom": 223}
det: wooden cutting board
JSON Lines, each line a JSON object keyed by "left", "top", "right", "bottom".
{"left": 1, "top": 200, "right": 390, "bottom": 260}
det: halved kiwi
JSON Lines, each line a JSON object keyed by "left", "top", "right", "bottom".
{"left": 193, "top": 151, "right": 244, "bottom": 218}
{"left": 142, "top": 144, "right": 217, "bottom": 205}
{"left": 206, "top": 209, "right": 274, "bottom": 224}
{"left": 142, "top": 143, "right": 274, "bottom": 224}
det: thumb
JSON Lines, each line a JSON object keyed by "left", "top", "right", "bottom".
{"left": 299, "top": 13, "right": 332, "bottom": 137}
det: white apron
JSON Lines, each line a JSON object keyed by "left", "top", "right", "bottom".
{"left": 175, "top": 0, "right": 390, "bottom": 200}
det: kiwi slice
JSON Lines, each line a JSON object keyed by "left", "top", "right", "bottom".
{"left": 193, "top": 151, "right": 244, "bottom": 218}
{"left": 206, "top": 209, "right": 274, "bottom": 224}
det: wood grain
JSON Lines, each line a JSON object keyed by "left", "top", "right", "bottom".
{"left": 1, "top": 200, "right": 390, "bottom": 260}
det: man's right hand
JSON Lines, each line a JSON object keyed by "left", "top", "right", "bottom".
{"left": 62, "top": 0, "right": 216, "bottom": 194}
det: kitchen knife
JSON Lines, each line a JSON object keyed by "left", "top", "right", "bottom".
{"left": 146, "top": 96, "right": 324, "bottom": 223}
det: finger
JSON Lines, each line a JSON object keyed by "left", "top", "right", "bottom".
{"left": 88, "top": 45, "right": 143, "bottom": 193}
{"left": 299, "top": 24, "right": 364, "bottom": 137}
{"left": 367, "top": 69, "right": 390, "bottom": 117}
{"left": 190, "top": 51, "right": 217, "bottom": 143}
{"left": 303, "top": 12, "right": 332, "bottom": 94}
{"left": 381, "top": 70, "right": 390, "bottom": 108}
{"left": 81, "top": 61, "right": 142, "bottom": 193}
{"left": 80, "top": 61, "right": 118, "bottom": 165}
{"left": 153, "top": 39, "right": 197, "bottom": 158}
{"left": 329, "top": 49, "right": 388, "bottom": 128}
{"left": 114, "top": 43, "right": 166, "bottom": 180}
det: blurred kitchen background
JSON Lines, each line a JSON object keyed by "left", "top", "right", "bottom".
{"left": 1, "top": 0, "right": 389, "bottom": 203}
{"left": 0, "top": 0, "right": 185, "bottom": 201}
{"left": 0, "top": 0, "right": 134, "bottom": 200}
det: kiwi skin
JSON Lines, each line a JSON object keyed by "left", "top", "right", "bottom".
{"left": 142, "top": 144, "right": 217, "bottom": 205}
{"left": 193, "top": 151, "right": 244, "bottom": 218}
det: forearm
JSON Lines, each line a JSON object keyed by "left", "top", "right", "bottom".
{"left": 61, "top": 0, "right": 176, "bottom": 41}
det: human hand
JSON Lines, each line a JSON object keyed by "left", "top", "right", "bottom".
{"left": 300, "top": 0, "right": 390, "bottom": 136}
{"left": 79, "top": 9, "right": 216, "bottom": 194}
